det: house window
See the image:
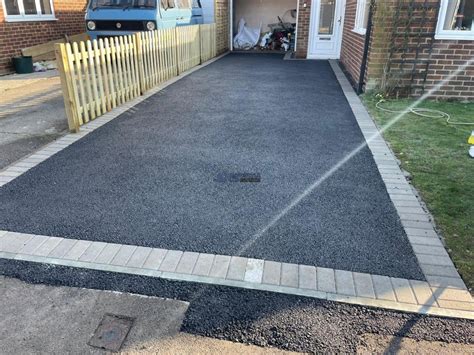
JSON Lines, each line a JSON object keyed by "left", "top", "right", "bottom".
{"left": 2, "top": 0, "right": 56, "bottom": 22}
{"left": 353, "top": 0, "right": 370, "bottom": 35}
{"left": 436, "top": 0, "right": 474, "bottom": 40}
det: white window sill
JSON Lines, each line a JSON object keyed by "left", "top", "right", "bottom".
{"left": 435, "top": 32, "right": 474, "bottom": 41}
{"left": 352, "top": 28, "right": 367, "bottom": 36}
{"left": 5, "top": 16, "right": 57, "bottom": 23}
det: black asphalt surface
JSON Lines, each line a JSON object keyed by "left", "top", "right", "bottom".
{"left": 0, "top": 53, "right": 423, "bottom": 279}
{"left": 1, "top": 260, "right": 472, "bottom": 354}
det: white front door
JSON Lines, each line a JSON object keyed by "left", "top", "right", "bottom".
{"left": 307, "top": 0, "right": 345, "bottom": 59}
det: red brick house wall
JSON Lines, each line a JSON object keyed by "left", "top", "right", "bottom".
{"left": 0, "top": 0, "right": 87, "bottom": 75}
{"left": 425, "top": 40, "right": 474, "bottom": 101}
{"left": 342, "top": 0, "right": 474, "bottom": 101}
{"left": 339, "top": 0, "right": 366, "bottom": 86}
{"left": 295, "top": 0, "right": 311, "bottom": 58}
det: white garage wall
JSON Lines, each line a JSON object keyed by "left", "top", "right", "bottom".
{"left": 233, "top": 0, "right": 297, "bottom": 33}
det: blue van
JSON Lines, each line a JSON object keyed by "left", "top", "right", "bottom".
{"left": 85, "top": 0, "right": 203, "bottom": 40}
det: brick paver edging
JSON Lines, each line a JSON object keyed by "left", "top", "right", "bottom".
{"left": 0, "top": 55, "right": 472, "bottom": 320}
{"left": 329, "top": 61, "right": 469, "bottom": 292}
{"left": 0, "top": 230, "right": 472, "bottom": 319}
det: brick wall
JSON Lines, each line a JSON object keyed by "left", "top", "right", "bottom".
{"left": 339, "top": 0, "right": 366, "bottom": 86}
{"left": 0, "top": 0, "right": 87, "bottom": 74}
{"left": 364, "top": 0, "right": 394, "bottom": 91}
{"left": 362, "top": 0, "right": 474, "bottom": 101}
{"left": 215, "top": 0, "right": 229, "bottom": 55}
{"left": 295, "top": 0, "right": 311, "bottom": 58}
{"left": 425, "top": 40, "right": 474, "bottom": 101}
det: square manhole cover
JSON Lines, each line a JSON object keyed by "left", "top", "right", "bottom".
{"left": 88, "top": 314, "right": 135, "bottom": 352}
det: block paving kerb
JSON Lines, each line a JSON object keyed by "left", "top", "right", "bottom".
{"left": 0, "top": 230, "right": 472, "bottom": 319}
{"left": 0, "top": 56, "right": 472, "bottom": 320}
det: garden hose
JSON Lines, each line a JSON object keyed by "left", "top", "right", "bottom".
{"left": 376, "top": 100, "right": 474, "bottom": 126}
{"left": 376, "top": 99, "right": 474, "bottom": 157}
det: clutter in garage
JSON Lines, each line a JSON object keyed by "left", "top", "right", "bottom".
{"left": 233, "top": 6, "right": 297, "bottom": 52}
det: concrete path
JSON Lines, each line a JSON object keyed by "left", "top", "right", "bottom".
{"left": 357, "top": 334, "right": 474, "bottom": 354}
{"left": 0, "top": 276, "right": 292, "bottom": 354}
{"left": 0, "top": 70, "right": 67, "bottom": 169}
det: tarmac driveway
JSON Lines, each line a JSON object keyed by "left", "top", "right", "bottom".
{"left": 0, "top": 54, "right": 424, "bottom": 280}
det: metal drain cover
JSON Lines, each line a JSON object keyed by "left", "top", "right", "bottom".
{"left": 215, "top": 172, "right": 261, "bottom": 183}
{"left": 88, "top": 314, "right": 135, "bottom": 352}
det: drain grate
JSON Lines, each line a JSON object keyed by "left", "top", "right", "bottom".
{"left": 215, "top": 172, "right": 261, "bottom": 183}
{"left": 88, "top": 314, "right": 135, "bottom": 352}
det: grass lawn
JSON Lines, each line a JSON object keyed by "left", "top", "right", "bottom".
{"left": 362, "top": 94, "right": 473, "bottom": 291}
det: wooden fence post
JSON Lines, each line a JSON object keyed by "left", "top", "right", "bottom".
{"left": 175, "top": 26, "right": 180, "bottom": 75}
{"left": 55, "top": 43, "right": 80, "bottom": 133}
{"left": 213, "top": 23, "right": 217, "bottom": 57}
{"left": 199, "top": 24, "right": 203, "bottom": 65}
{"left": 135, "top": 32, "right": 146, "bottom": 95}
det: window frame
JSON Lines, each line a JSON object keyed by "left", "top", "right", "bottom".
{"left": 353, "top": 0, "right": 369, "bottom": 35}
{"left": 435, "top": 0, "right": 474, "bottom": 40}
{"left": 2, "top": 0, "right": 57, "bottom": 22}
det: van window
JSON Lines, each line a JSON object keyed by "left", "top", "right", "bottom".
{"left": 92, "top": 0, "right": 155, "bottom": 8}
{"left": 160, "top": 0, "right": 175, "bottom": 9}
{"left": 92, "top": 0, "right": 133, "bottom": 8}
{"left": 135, "top": 0, "right": 155, "bottom": 7}
{"left": 176, "top": 0, "right": 191, "bottom": 9}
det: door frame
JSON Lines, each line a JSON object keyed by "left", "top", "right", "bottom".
{"left": 307, "top": 0, "right": 346, "bottom": 59}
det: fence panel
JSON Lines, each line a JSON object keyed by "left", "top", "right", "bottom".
{"left": 176, "top": 25, "right": 201, "bottom": 74}
{"left": 200, "top": 23, "right": 217, "bottom": 63}
{"left": 139, "top": 28, "right": 179, "bottom": 92}
{"left": 56, "top": 24, "right": 217, "bottom": 132}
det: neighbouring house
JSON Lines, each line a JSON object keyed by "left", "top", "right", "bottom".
{"left": 230, "top": 0, "right": 473, "bottom": 100}
{"left": 0, "top": 0, "right": 227, "bottom": 75}
{"left": 0, "top": 0, "right": 88, "bottom": 74}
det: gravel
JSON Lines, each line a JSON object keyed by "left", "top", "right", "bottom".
{"left": 0, "top": 53, "right": 423, "bottom": 279}
{"left": 1, "top": 259, "right": 472, "bottom": 354}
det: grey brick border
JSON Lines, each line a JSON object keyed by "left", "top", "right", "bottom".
{"left": 0, "top": 231, "right": 472, "bottom": 319}
{"left": 0, "top": 55, "right": 472, "bottom": 320}
{"left": 328, "top": 60, "right": 469, "bottom": 293}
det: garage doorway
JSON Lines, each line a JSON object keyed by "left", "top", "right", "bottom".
{"left": 229, "top": 0, "right": 298, "bottom": 52}
{"left": 308, "top": 0, "right": 346, "bottom": 59}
